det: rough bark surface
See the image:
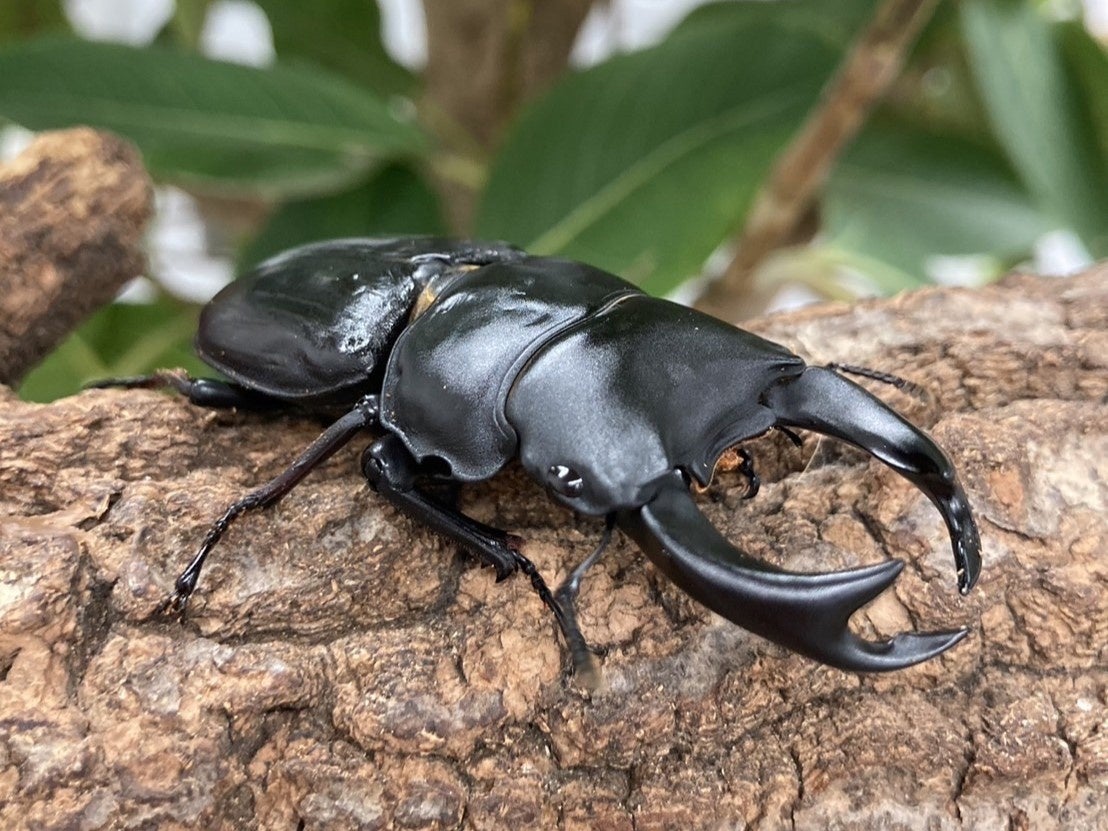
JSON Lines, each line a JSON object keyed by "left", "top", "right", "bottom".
{"left": 0, "top": 268, "right": 1105, "bottom": 830}
{"left": 0, "top": 128, "right": 153, "bottom": 385}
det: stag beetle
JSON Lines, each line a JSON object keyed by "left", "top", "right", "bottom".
{"left": 100, "top": 237, "right": 982, "bottom": 677}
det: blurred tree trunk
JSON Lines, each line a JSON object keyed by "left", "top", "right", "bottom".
{"left": 421, "top": 0, "right": 598, "bottom": 231}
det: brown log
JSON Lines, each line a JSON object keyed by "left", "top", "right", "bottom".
{"left": 0, "top": 128, "right": 154, "bottom": 386}
{"left": 0, "top": 268, "right": 1105, "bottom": 829}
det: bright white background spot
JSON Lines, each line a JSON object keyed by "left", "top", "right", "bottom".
{"left": 64, "top": 0, "right": 173, "bottom": 45}
{"left": 1086, "top": 0, "right": 1108, "bottom": 35}
{"left": 572, "top": 0, "right": 713, "bottom": 66}
{"left": 200, "top": 0, "right": 274, "bottom": 66}
{"left": 1033, "top": 229, "right": 1093, "bottom": 275}
{"left": 376, "top": 0, "right": 427, "bottom": 68}
{"left": 0, "top": 124, "right": 35, "bottom": 162}
{"left": 146, "top": 188, "right": 236, "bottom": 302}
{"left": 925, "top": 254, "right": 999, "bottom": 287}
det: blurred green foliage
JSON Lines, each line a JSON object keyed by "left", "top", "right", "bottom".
{"left": 1, "top": 0, "right": 1106, "bottom": 401}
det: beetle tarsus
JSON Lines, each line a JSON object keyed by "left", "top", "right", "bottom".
{"left": 736, "top": 448, "right": 760, "bottom": 499}
{"left": 508, "top": 548, "right": 584, "bottom": 670}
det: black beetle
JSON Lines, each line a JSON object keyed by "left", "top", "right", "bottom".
{"left": 100, "top": 237, "right": 981, "bottom": 677}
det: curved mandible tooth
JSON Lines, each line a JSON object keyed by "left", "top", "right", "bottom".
{"left": 836, "top": 629, "right": 968, "bottom": 671}
{"left": 762, "top": 366, "right": 983, "bottom": 594}
{"left": 617, "top": 474, "right": 968, "bottom": 672}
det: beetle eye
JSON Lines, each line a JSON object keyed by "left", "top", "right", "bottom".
{"left": 548, "top": 464, "right": 584, "bottom": 497}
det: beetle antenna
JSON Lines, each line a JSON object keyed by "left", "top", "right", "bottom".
{"left": 161, "top": 395, "right": 380, "bottom": 615}
{"left": 826, "top": 362, "right": 930, "bottom": 402}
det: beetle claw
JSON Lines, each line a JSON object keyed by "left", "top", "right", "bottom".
{"left": 156, "top": 589, "right": 189, "bottom": 621}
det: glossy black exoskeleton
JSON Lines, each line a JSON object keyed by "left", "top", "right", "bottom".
{"left": 100, "top": 237, "right": 982, "bottom": 678}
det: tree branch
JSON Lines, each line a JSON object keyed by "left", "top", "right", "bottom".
{"left": 696, "top": 0, "right": 941, "bottom": 320}
{"left": 0, "top": 128, "right": 153, "bottom": 385}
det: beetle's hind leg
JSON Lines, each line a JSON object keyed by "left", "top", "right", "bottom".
{"left": 361, "top": 434, "right": 577, "bottom": 655}
{"left": 164, "top": 394, "right": 381, "bottom": 614}
{"left": 88, "top": 369, "right": 281, "bottom": 410}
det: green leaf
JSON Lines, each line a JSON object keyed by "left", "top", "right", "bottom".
{"left": 0, "top": 0, "right": 66, "bottom": 43}
{"left": 18, "top": 298, "right": 207, "bottom": 402}
{"left": 1059, "top": 21, "right": 1108, "bottom": 172}
{"left": 256, "top": 0, "right": 414, "bottom": 96}
{"left": 880, "top": 2, "right": 996, "bottom": 144}
{"left": 825, "top": 122, "right": 1051, "bottom": 287}
{"left": 477, "top": 1, "right": 859, "bottom": 295}
{"left": 0, "top": 36, "right": 426, "bottom": 198}
{"left": 240, "top": 163, "right": 446, "bottom": 268}
{"left": 960, "top": 0, "right": 1108, "bottom": 256}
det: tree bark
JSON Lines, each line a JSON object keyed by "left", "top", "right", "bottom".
{"left": 0, "top": 128, "right": 153, "bottom": 386}
{"left": 0, "top": 265, "right": 1104, "bottom": 829}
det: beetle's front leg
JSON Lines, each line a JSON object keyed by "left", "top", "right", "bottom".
{"left": 361, "top": 434, "right": 581, "bottom": 655}
{"left": 361, "top": 434, "right": 517, "bottom": 578}
{"left": 553, "top": 516, "right": 616, "bottom": 687}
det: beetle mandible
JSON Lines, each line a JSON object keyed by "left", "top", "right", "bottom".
{"left": 101, "top": 237, "right": 982, "bottom": 678}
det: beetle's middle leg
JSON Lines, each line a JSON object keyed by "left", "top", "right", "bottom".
{"left": 361, "top": 434, "right": 576, "bottom": 648}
